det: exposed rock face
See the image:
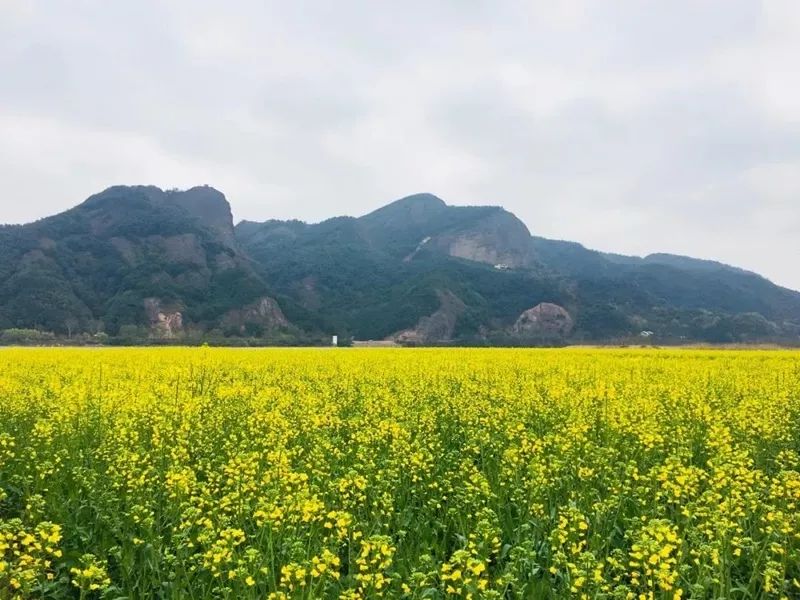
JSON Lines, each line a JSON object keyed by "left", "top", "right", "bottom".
{"left": 433, "top": 209, "right": 535, "bottom": 268}
{"left": 513, "top": 303, "right": 573, "bottom": 337}
{"left": 403, "top": 236, "right": 431, "bottom": 262}
{"left": 83, "top": 185, "right": 235, "bottom": 244}
{"left": 393, "top": 290, "right": 465, "bottom": 344}
{"left": 160, "top": 233, "right": 207, "bottom": 267}
{"left": 167, "top": 186, "right": 236, "bottom": 246}
{"left": 144, "top": 298, "right": 184, "bottom": 338}
{"left": 222, "top": 297, "right": 290, "bottom": 334}
{"left": 112, "top": 234, "right": 209, "bottom": 270}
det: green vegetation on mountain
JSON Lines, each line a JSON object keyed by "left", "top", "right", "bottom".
{"left": 0, "top": 186, "right": 289, "bottom": 341}
{"left": 1, "top": 186, "right": 798, "bottom": 345}
{"left": 239, "top": 193, "right": 800, "bottom": 344}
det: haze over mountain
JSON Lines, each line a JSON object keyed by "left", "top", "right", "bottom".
{"left": 1, "top": 185, "right": 798, "bottom": 345}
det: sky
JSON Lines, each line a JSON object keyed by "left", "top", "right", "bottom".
{"left": 1, "top": 1, "right": 799, "bottom": 291}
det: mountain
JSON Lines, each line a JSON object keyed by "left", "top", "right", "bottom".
{"left": 0, "top": 185, "right": 291, "bottom": 339}
{"left": 235, "top": 194, "right": 562, "bottom": 342}
{"left": 238, "top": 193, "right": 800, "bottom": 344}
{"left": 2, "top": 186, "right": 799, "bottom": 345}
{"left": 530, "top": 237, "right": 800, "bottom": 340}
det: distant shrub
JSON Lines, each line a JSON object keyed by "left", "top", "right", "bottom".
{"left": 0, "top": 328, "right": 57, "bottom": 345}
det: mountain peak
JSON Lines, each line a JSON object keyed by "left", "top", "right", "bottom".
{"left": 76, "top": 184, "right": 235, "bottom": 245}
{"left": 360, "top": 193, "right": 448, "bottom": 229}
{"left": 166, "top": 186, "right": 235, "bottom": 243}
{"left": 390, "top": 192, "right": 447, "bottom": 208}
{"left": 365, "top": 193, "right": 445, "bottom": 215}
{"left": 80, "top": 185, "right": 165, "bottom": 209}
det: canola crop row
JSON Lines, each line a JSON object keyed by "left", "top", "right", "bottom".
{"left": 0, "top": 348, "right": 798, "bottom": 599}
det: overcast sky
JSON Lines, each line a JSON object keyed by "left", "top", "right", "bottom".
{"left": 1, "top": 1, "right": 799, "bottom": 290}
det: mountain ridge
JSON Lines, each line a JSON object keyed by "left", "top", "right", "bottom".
{"left": 1, "top": 185, "right": 798, "bottom": 345}
{"left": 238, "top": 201, "right": 787, "bottom": 290}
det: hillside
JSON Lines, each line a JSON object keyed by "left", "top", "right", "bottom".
{"left": 2, "top": 187, "right": 798, "bottom": 345}
{"left": 238, "top": 194, "right": 800, "bottom": 344}
{"left": 531, "top": 237, "right": 800, "bottom": 341}
{"left": 0, "top": 186, "right": 291, "bottom": 340}
{"left": 236, "top": 194, "right": 564, "bottom": 342}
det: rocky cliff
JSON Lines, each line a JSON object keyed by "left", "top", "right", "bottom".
{"left": 513, "top": 303, "right": 574, "bottom": 338}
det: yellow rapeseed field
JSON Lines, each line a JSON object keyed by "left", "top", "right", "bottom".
{"left": 0, "top": 348, "right": 799, "bottom": 599}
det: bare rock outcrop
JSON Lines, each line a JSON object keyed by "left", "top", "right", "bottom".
{"left": 513, "top": 303, "right": 573, "bottom": 337}
{"left": 393, "top": 290, "right": 465, "bottom": 344}
{"left": 432, "top": 208, "right": 535, "bottom": 268}
{"left": 144, "top": 298, "right": 184, "bottom": 338}
{"left": 167, "top": 186, "right": 236, "bottom": 246}
{"left": 222, "top": 297, "right": 290, "bottom": 334}
{"left": 160, "top": 233, "right": 208, "bottom": 267}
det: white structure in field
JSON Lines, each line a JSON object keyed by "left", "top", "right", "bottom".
{"left": 332, "top": 335, "right": 338, "bottom": 347}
